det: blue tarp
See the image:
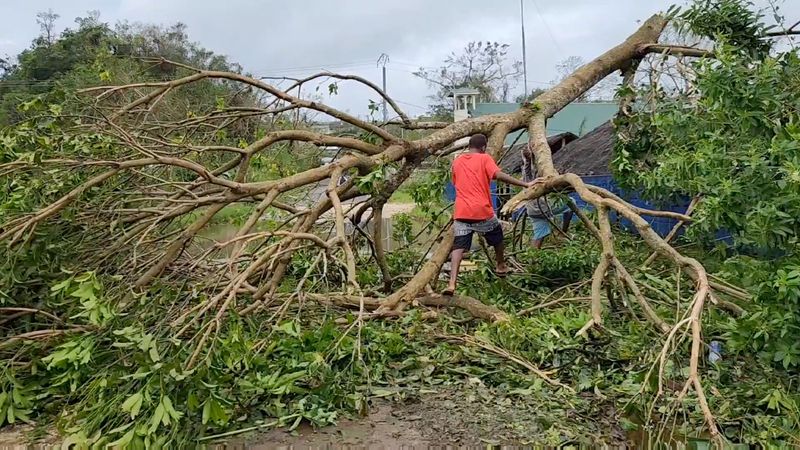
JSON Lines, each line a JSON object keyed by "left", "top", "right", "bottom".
{"left": 445, "top": 176, "right": 726, "bottom": 241}
{"left": 571, "top": 175, "right": 690, "bottom": 238}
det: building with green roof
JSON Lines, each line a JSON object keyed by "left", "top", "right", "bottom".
{"left": 470, "top": 102, "right": 618, "bottom": 146}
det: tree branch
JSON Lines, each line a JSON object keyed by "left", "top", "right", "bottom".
{"left": 638, "top": 44, "right": 715, "bottom": 58}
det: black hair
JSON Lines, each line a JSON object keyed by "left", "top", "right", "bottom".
{"left": 468, "top": 134, "right": 488, "bottom": 151}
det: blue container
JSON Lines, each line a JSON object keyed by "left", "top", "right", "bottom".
{"left": 709, "top": 341, "right": 722, "bottom": 363}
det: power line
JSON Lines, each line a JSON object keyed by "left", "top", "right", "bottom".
{"left": 251, "top": 60, "right": 376, "bottom": 76}
{"left": 264, "top": 59, "right": 374, "bottom": 72}
{"left": 387, "top": 66, "right": 553, "bottom": 87}
{"left": 394, "top": 99, "right": 427, "bottom": 110}
{"left": 389, "top": 60, "right": 424, "bottom": 68}
{"left": 385, "top": 67, "right": 417, "bottom": 75}
{"left": 529, "top": 0, "right": 564, "bottom": 55}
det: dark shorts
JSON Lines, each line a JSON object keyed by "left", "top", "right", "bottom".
{"left": 452, "top": 225, "right": 504, "bottom": 251}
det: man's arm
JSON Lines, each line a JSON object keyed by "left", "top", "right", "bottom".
{"left": 495, "top": 171, "right": 542, "bottom": 188}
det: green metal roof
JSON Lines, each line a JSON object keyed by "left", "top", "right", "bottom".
{"left": 472, "top": 102, "right": 618, "bottom": 145}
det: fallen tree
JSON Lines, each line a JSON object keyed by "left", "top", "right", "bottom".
{"left": 2, "top": 1, "right": 795, "bottom": 445}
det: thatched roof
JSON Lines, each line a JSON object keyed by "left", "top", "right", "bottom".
{"left": 498, "top": 132, "right": 578, "bottom": 174}
{"left": 552, "top": 121, "right": 615, "bottom": 176}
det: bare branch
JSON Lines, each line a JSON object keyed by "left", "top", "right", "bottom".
{"left": 638, "top": 44, "right": 715, "bottom": 58}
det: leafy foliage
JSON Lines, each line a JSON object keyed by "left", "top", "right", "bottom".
{"left": 717, "top": 256, "right": 800, "bottom": 370}
{"left": 616, "top": 3, "right": 800, "bottom": 442}
{"left": 678, "top": 0, "right": 772, "bottom": 58}
{"left": 616, "top": 15, "right": 800, "bottom": 252}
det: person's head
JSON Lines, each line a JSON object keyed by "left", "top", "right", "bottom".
{"left": 468, "top": 134, "right": 488, "bottom": 153}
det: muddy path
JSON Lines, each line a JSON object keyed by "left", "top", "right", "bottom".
{"left": 0, "top": 385, "right": 629, "bottom": 448}
{"left": 241, "top": 385, "right": 627, "bottom": 448}
{"left": 243, "top": 402, "right": 429, "bottom": 449}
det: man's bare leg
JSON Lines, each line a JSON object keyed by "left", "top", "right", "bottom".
{"left": 532, "top": 238, "right": 544, "bottom": 249}
{"left": 446, "top": 248, "right": 465, "bottom": 293}
{"left": 494, "top": 241, "right": 509, "bottom": 273}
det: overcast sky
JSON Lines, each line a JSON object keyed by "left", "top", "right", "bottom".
{"left": 1, "top": 0, "right": 798, "bottom": 119}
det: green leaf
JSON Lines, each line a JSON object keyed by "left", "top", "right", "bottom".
{"left": 211, "top": 400, "right": 228, "bottom": 423}
{"left": 121, "top": 369, "right": 151, "bottom": 380}
{"left": 187, "top": 392, "right": 199, "bottom": 411}
{"left": 202, "top": 399, "right": 212, "bottom": 425}
{"left": 162, "top": 395, "right": 182, "bottom": 421}
{"left": 108, "top": 428, "right": 135, "bottom": 448}
{"left": 148, "top": 344, "right": 160, "bottom": 363}
{"left": 370, "top": 388, "right": 395, "bottom": 398}
{"left": 138, "top": 333, "right": 153, "bottom": 353}
{"left": 148, "top": 403, "right": 164, "bottom": 434}
{"left": 12, "top": 408, "right": 30, "bottom": 424}
{"left": 50, "top": 277, "right": 72, "bottom": 293}
{"left": 107, "top": 422, "right": 134, "bottom": 435}
{"left": 169, "top": 368, "right": 188, "bottom": 381}
{"left": 10, "top": 388, "right": 22, "bottom": 406}
{"left": 276, "top": 321, "right": 299, "bottom": 337}
{"left": 70, "top": 282, "right": 96, "bottom": 301}
{"left": 121, "top": 392, "right": 144, "bottom": 419}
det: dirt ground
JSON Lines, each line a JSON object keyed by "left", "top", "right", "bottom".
{"left": 242, "top": 402, "right": 430, "bottom": 449}
{"left": 242, "top": 385, "right": 626, "bottom": 448}
{"left": 0, "top": 384, "right": 628, "bottom": 448}
{"left": 0, "top": 425, "right": 59, "bottom": 449}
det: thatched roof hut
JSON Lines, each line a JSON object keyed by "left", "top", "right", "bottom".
{"left": 498, "top": 132, "right": 578, "bottom": 174}
{"left": 498, "top": 120, "right": 616, "bottom": 180}
{"left": 551, "top": 120, "right": 615, "bottom": 176}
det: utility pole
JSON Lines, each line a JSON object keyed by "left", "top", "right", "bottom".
{"left": 520, "top": 0, "right": 529, "bottom": 99}
{"left": 377, "top": 53, "right": 389, "bottom": 122}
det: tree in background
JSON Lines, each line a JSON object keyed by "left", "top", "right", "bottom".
{"left": 35, "top": 9, "right": 60, "bottom": 46}
{"left": 0, "top": 12, "right": 245, "bottom": 124}
{"left": 554, "top": 55, "right": 619, "bottom": 102}
{"left": 414, "top": 41, "right": 522, "bottom": 120}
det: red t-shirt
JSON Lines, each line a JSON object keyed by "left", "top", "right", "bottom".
{"left": 451, "top": 152, "right": 500, "bottom": 220}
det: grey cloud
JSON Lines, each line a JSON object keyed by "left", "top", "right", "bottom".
{"left": 2, "top": 0, "right": 799, "bottom": 116}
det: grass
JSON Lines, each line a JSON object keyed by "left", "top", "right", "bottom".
{"left": 388, "top": 190, "right": 414, "bottom": 204}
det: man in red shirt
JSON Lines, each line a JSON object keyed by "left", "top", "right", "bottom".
{"left": 443, "top": 134, "right": 540, "bottom": 295}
